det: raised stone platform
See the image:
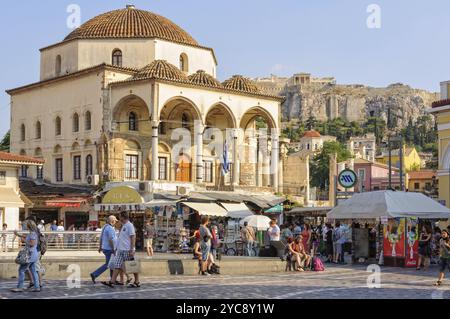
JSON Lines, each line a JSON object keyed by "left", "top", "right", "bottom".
{"left": 0, "top": 251, "right": 285, "bottom": 280}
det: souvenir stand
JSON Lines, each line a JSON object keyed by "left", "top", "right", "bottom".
{"left": 328, "top": 190, "right": 450, "bottom": 267}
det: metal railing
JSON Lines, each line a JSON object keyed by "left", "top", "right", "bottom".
{"left": 0, "top": 231, "right": 101, "bottom": 251}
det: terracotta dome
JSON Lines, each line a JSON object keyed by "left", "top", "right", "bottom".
{"left": 188, "top": 70, "right": 222, "bottom": 88}
{"left": 64, "top": 5, "right": 199, "bottom": 47}
{"left": 303, "top": 130, "right": 321, "bottom": 138}
{"left": 133, "top": 60, "right": 188, "bottom": 82}
{"left": 222, "top": 75, "right": 260, "bottom": 94}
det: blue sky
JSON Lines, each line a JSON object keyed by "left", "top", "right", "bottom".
{"left": 1, "top": 0, "right": 449, "bottom": 137}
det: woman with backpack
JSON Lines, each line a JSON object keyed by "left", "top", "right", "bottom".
{"left": 11, "top": 219, "right": 41, "bottom": 293}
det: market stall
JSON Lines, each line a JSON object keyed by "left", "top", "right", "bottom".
{"left": 328, "top": 190, "right": 450, "bottom": 267}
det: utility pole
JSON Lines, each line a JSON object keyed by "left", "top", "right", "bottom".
{"left": 387, "top": 107, "right": 392, "bottom": 190}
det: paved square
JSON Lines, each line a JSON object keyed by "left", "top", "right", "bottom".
{"left": 0, "top": 264, "right": 448, "bottom": 299}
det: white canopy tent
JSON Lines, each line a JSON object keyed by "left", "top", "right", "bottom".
{"left": 328, "top": 191, "right": 450, "bottom": 219}
{"left": 239, "top": 215, "right": 271, "bottom": 231}
{"left": 220, "top": 203, "right": 254, "bottom": 219}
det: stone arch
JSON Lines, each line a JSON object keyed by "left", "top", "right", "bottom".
{"left": 72, "top": 142, "right": 80, "bottom": 151}
{"left": 113, "top": 94, "right": 150, "bottom": 133}
{"left": 54, "top": 145, "right": 62, "bottom": 154}
{"left": 205, "top": 103, "right": 237, "bottom": 129}
{"left": 239, "top": 106, "right": 277, "bottom": 130}
{"left": 159, "top": 96, "right": 202, "bottom": 126}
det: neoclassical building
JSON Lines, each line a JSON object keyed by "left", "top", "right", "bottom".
{"left": 7, "top": 5, "right": 284, "bottom": 193}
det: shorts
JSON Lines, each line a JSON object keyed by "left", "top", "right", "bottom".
{"left": 201, "top": 244, "right": 211, "bottom": 262}
{"left": 144, "top": 239, "right": 153, "bottom": 248}
{"left": 439, "top": 257, "right": 450, "bottom": 273}
{"left": 113, "top": 250, "right": 132, "bottom": 269}
{"left": 35, "top": 253, "right": 44, "bottom": 274}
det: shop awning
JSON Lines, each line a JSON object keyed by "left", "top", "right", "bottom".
{"left": 45, "top": 197, "right": 87, "bottom": 208}
{"left": 145, "top": 199, "right": 179, "bottom": 208}
{"left": 0, "top": 188, "right": 25, "bottom": 208}
{"left": 183, "top": 202, "right": 228, "bottom": 217}
{"left": 220, "top": 203, "right": 254, "bottom": 219}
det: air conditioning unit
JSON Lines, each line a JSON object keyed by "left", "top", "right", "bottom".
{"left": 139, "top": 182, "right": 152, "bottom": 193}
{"left": 86, "top": 175, "right": 100, "bottom": 186}
{"left": 177, "top": 186, "right": 190, "bottom": 197}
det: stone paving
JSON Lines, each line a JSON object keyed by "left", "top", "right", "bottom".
{"left": 0, "top": 264, "right": 448, "bottom": 299}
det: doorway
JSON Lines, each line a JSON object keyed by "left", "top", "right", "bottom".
{"left": 176, "top": 155, "right": 191, "bottom": 182}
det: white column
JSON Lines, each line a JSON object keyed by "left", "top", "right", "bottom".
{"left": 232, "top": 129, "right": 239, "bottom": 186}
{"left": 151, "top": 121, "right": 159, "bottom": 181}
{"left": 195, "top": 121, "right": 204, "bottom": 184}
{"left": 271, "top": 130, "right": 280, "bottom": 192}
{"left": 248, "top": 133, "right": 258, "bottom": 186}
{"left": 257, "top": 139, "right": 263, "bottom": 187}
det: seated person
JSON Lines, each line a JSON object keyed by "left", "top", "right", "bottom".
{"left": 287, "top": 236, "right": 305, "bottom": 272}
{"left": 297, "top": 235, "right": 312, "bottom": 269}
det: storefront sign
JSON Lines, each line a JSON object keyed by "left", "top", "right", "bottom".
{"left": 102, "top": 186, "right": 144, "bottom": 204}
{"left": 405, "top": 218, "right": 419, "bottom": 268}
{"left": 45, "top": 200, "right": 84, "bottom": 208}
{"left": 383, "top": 218, "right": 405, "bottom": 258}
{"left": 338, "top": 169, "right": 358, "bottom": 189}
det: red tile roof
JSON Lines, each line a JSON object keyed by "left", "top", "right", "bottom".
{"left": 408, "top": 170, "right": 436, "bottom": 180}
{"left": 0, "top": 152, "right": 44, "bottom": 165}
{"left": 302, "top": 130, "right": 321, "bottom": 138}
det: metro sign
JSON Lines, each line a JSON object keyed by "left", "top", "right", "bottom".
{"left": 338, "top": 169, "right": 358, "bottom": 189}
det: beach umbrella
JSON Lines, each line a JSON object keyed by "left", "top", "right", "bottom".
{"left": 239, "top": 215, "right": 271, "bottom": 231}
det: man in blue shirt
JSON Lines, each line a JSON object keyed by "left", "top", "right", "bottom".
{"left": 90, "top": 215, "right": 118, "bottom": 284}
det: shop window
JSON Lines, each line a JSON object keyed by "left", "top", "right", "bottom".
{"left": 129, "top": 112, "right": 138, "bottom": 131}
{"left": 55, "top": 55, "right": 62, "bottom": 76}
{"left": 112, "top": 49, "right": 123, "bottom": 67}
{"left": 85, "top": 155, "right": 93, "bottom": 177}
{"left": 414, "top": 183, "right": 420, "bottom": 190}
{"left": 73, "top": 156, "right": 81, "bottom": 180}
{"left": 73, "top": 113, "right": 79, "bottom": 133}
{"left": 55, "top": 117, "right": 62, "bottom": 136}
{"left": 85, "top": 111, "right": 92, "bottom": 131}
{"left": 158, "top": 157, "right": 167, "bottom": 180}
{"left": 35, "top": 121, "right": 41, "bottom": 139}
{"left": 204, "top": 161, "right": 213, "bottom": 183}
{"left": 125, "top": 154, "right": 139, "bottom": 180}
{"left": 36, "top": 166, "right": 43, "bottom": 180}
{"left": 20, "top": 124, "right": 26, "bottom": 142}
{"left": 20, "top": 165, "right": 28, "bottom": 178}
{"left": 55, "top": 158, "right": 63, "bottom": 182}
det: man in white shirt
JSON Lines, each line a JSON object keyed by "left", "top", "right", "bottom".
{"left": 268, "top": 220, "right": 281, "bottom": 242}
{"left": 103, "top": 211, "right": 140, "bottom": 288}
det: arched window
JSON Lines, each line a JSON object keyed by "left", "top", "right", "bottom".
{"left": 158, "top": 121, "right": 166, "bottom": 135}
{"left": 35, "top": 121, "right": 41, "bottom": 139}
{"left": 55, "top": 117, "right": 62, "bottom": 136}
{"left": 55, "top": 55, "right": 62, "bottom": 76}
{"left": 129, "top": 112, "right": 138, "bottom": 131}
{"left": 181, "top": 113, "right": 189, "bottom": 129}
{"left": 112, "top": 49, "right": 123, "bottom": 67}
{"left": 20, "top": 124, "right": 26, "bottom": 142}
{"left": 179, "top": 53, "right": 188, "bottom": 72}
{"left": 73, "top": 113, "right": 79, "bottom": 132}
{"left": 85, "top": 111, "right": 92, "bottom": 131}
{"left": 85, "top": 154, "right": 93, "bottom": 177}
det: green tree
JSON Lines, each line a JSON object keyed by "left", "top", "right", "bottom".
{"left": 310, "top": 141, "right": 352, "bottom": 191}
{"left": 0, "top": 131, "right": 10, "bottom": 152}
{"left": 305, "top": 115, "right": 317, "bottom": 131}
{"left": 363, "top": 117, "right": 386, "bottom": 145}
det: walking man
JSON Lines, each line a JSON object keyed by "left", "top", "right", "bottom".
{"left": 241, "top": 222, "right": 256, "bottom": 256}
{"left": 102, "top": 211, "right": 140, "bottom": 288}
{"left": 90, "top": 215, "right": 117, "bottom": 284}
{"left": 143, "top": 220, "right": 155, "bottom": 257}
{"left": 435, "top": 229, "right": 450, "bottom": 286}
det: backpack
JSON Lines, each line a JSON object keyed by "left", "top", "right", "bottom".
{"left": 313, "top": 257, "right": 325, "bottom": 272}
{"left": 37, "top": 229, "right": 47, "bottom": 256}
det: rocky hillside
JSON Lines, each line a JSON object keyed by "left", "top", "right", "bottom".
{"left": 258, "top": 81, "right": 439, "bottom": 127}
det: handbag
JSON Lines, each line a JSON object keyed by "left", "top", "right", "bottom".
{"left": 124, "top": 258, "right": 141, "bottom": 274}
{"left": 15, "top": 248, "right": 31, "bottom": 265}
